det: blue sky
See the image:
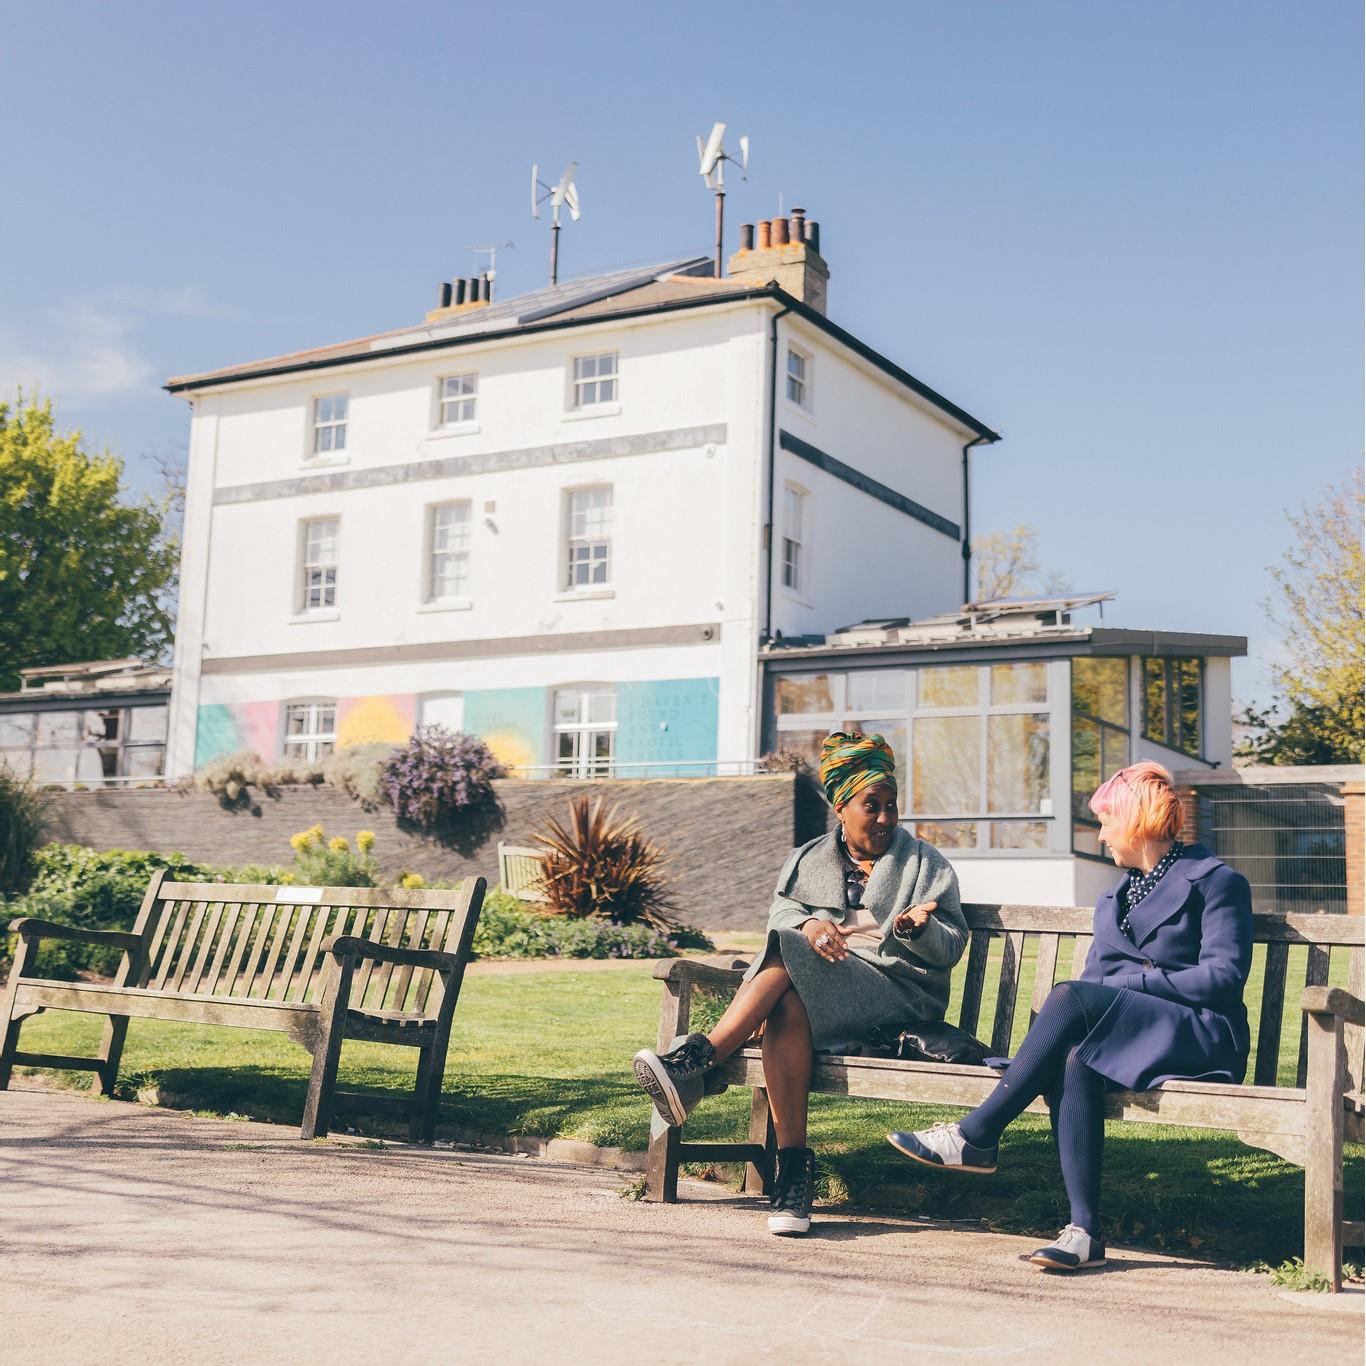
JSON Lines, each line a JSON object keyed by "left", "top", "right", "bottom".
{"left": 1, "top": 1, "right": 1359, "bottom": 706}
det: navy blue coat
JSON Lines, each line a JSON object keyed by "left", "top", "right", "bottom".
{"left": 1075, "top": 845, "right": 1254, "bottom": 1090}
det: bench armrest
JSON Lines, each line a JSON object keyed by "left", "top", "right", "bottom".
{"left": 1301, "top": 986, "right": 1365, "bottom": 1027}
{"left": 651, "top": 958, "right": 748, "bottom": 990}
{"left": 6, "top": 917, "right": 141, "bottom": 950}
{"left": 326, "top": 934, "right": 461, "bottom": 974}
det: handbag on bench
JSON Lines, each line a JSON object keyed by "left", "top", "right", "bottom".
{"left": 860, "top": 1019, "right": 991, "bottom": 1065}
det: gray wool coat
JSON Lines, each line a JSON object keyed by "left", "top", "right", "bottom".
{"left": 746, "top": 826, "right": 969, "bottom": 1027}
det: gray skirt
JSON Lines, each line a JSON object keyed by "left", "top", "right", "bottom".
{"left": 758, "top": 927, "right": 926, "bottom": 1053}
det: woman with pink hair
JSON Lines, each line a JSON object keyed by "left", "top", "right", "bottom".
{"left": 887, "top": 761, "right": 1253, "bottom": 1272}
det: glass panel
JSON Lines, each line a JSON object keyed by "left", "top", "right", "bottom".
{"left": 849, "top": 719, "right": 907, "bottom": 800}
{"left": 1072, "top": 658, "right": 1128, "bottom": 726}
{"left": 124, "top": 746, "right": 165, "bottom": 778}
{"left": 0, "top": 713, "right": 36, "bottom": 747}
{"left": 775, "top": 674, "right": 834, "bottom": 714}
{"left": 556, "top": 732, "right": 577, "bottom": 767}
{"left": 32, "top": 748, "right": 77, "bottom": 782}
{"left": 772, "top": 727, "right": 827, "bottom": 768}
{"left": 1071, "top": 717, "right": 1100, "bottom": 821}
{"left": 1142, "top": 658, "right": 1166, "bottom": 742}
{"left": 989, "top": 821, "right": 1048, "bottom": 849}
{"left": 919, "top": 666, "right": 978, "bottom": 709}
{"left": 587, "top": 690, "right": 616, "bottom": 724}
{"left": 915, "top": 820, "right": 977, "bottom": 849}
{"left": 847, "top": 670, "right": 905, "bottom": 714}
{"left": 990, "top": 662, "right": 1047, "bottom": 705}
{"left": 911, "top": 715, "right": 980, "bottom": 814}
{"left": 555, "top": 690, "right": 583, "bottom": 724}
{"left": 85, "top": 709, "right": 118, "bottom": 742}
{"left": 1072, "top": 823, "right": 1104, "bottom": 857}
{"left": 36, "top": 712, "right": 80, "bottom": 747}
{"left": 987, "top": 713, "right": 1049, "bottom": 813}
{"left": 1177, "top": 659, "right": 1201, "bottom": 754}
{"left": 1101, "top": 724, "right": 1128, "bottom": 780}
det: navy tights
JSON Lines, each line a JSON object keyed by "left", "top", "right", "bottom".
{"left": 958, "top": 980, "right": 1121, "bottom": 1237}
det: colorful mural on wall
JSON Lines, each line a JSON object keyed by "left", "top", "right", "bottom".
{"left": 337, "top": 694, "right": 415, "bottom": 747}
{"left": 616, "top": 678, "right": 720, "bottom": 774}
{"left": 193, "top": 700, "right": 279, "bottom": 767}
{"left": 461, "top": 687, "right": 546, "bottom": 772}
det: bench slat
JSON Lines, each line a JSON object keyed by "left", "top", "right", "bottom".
{"left": 1253, "top": 941, "right": 1290, "bottom": 1087}
{"left": 957, "top": 932, "right": 990, "bottom": 1036}
{"left": 413, "top": 911, "right": 452, "bottom": 1014}
{"left": 159, "top": 882, "right": 475, "bottom": 911}
{"left": 990, "top": 931, "right": 1025, "bottom": 1056}
{"left": 1296, "top": 944, "right": 1332, "bottom": 1087}
{"left": 240, "top": 905, "right": 281, "bottom": 997}
{"left": 1069, "top": 933, "right": 1092, "bottom": 979}
{"left": 202, "top": 904, "right": 242, "bottom": 996}
{"left": 254, "top": 904, "right": 300, "bottom": 1000}
{"left": 366, "top": 910, "right": 408, "bottom": 1010}
{"left": 389, "top": 910, "right": 430, "bottom": 1013}
{"left": 150, "top": 903, "right": 189, "bottom": 991}
{"left": 182, "top": 902, "right": 225, "bottom": 994}
{"left": 220, "top": 904, "right": 262, "bottom": 996}
{"left": 1030, "top": 934, "right": 1060, "bottom": 1025}
{"left": 351, "top": 909, "right": 388, "bottom": 1006}
{"left": 270, "top": 904, "right": 316, "bottom": 1001}
{"left": 290, "top": 905, "right": 339, "bottom": 1003}
{"left": 168, "top": 902, "right": 209, "bottom": 993}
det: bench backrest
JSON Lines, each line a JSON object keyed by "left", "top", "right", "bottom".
{"left": 124, "top": 873, "right": 482, "bottom": 1014}
{"left": 957, "top": 905, "right": 1364, "bottom": 1091}
{"left": 497, "top": 843, "right": 549, "bottom": 903}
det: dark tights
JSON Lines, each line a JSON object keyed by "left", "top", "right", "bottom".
{"left": 958, "top": 980, "right": 1120, "bottom": 1237}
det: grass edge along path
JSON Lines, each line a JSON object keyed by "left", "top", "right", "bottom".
{"left": 13, "top": 961, "right": 1363, "bottom": 1273}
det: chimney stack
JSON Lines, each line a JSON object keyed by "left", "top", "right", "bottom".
{"left": 726, "top": 208, "right": 830, "bottom": 315}
{"left": 425, "top": 272, "right": 494, "bottom": 323}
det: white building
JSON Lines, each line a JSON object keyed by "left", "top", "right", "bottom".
{"left": 164, "top": 217, "right": 998, "bottom": 782}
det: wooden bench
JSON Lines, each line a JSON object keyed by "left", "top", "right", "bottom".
{"left": 0, "top": 871, "right": 487, "bottom": 1142}
{"left": 646, "top": 904, "right": 1365, "bottom": 1290}
{"left": 497, "top": 842, "right": 549, "bottom": 904}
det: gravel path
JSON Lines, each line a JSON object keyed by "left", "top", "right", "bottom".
{"left": 1, "top": 1089, "right": 1358, "bottom": 1365}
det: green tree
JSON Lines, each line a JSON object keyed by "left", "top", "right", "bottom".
{"left": 1237, "top": 470, "right": 1364, "bottom": 765}
{"left": 0, "top": 394, "right": 178, "bottom": 692}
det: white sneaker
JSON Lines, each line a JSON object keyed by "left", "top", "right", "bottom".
{"left": 1029, "top": 1224, "right": 1107, "bottom": 1270}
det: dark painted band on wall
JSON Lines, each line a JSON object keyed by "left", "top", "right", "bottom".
{"left": 200, "top": 622, "right": 722, "bottom": 675}
{"left": 778, "top": 430, "right": 960, "bottom": 540}
{"left": 213, "top": 424, "right": 729, "bottom": 506}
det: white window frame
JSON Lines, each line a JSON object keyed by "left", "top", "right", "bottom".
{"left": 781, "top": 483, "right": 807, "bottom": 594}
{"left": 563, "top": 485, "right": 612, "bottom": 590}
{"left": 437, "top": 372, "right": 478, "bottom": 427}
{"left": 311, "top": 393, "right": 348, "bottom": 456}
{"left": 282, "top": 700, "right": 337, "bottom": 762}
{"left": 785, "top": 346, "right": 811, "bottom": 409}
{"left": 552, "top": 685, "right": 617, "bottom": 777}
{"left": 426, "top": 500, "right": 472, "bottom": 602}
{"left": 570, "top": 351, "right": 618, "bottom": 409}
{"left": 299, "top": 517, "right": 339, "bottom": 612}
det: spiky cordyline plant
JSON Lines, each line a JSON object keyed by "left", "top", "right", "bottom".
{"left": 533, "top": 796, "right": 675, "bottom": 930}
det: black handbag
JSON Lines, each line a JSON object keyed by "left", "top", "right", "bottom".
{"left": 862, "top": 1019, "right": 991, "bottom": 1065}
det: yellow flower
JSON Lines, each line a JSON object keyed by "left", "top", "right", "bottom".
{"left": 356, "top": 830, "right": 375, "bottom": 852}
{"left": 328, "top": 836, "right": 349, "bottom": 852}
{"left": 289, "top": 832, "right": 309, "bottom": 851}
{"left": 280, "top": 873, "right": 296, "bottom": 885}
{"left": 400, "top": 872, "right": 426, "bottom": 889}
{"left": 308, "top": 823, "right": 325, "bottom": 841}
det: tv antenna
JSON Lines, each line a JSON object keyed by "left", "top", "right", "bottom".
{"left": 468, "top": 242, "right": 514, "bottom": 299}
{"left": 696, "top": 122, "right": 749, "bottom": 277}
{"left": 531, "top": 162, "right": 580, "bottom": 286}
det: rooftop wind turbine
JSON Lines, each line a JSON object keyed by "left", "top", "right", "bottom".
{"left": 531, "top": 161, "right": 581, "bottom": 286}
{"left": 695, "top": 123, "right": 749, "bottom": 277}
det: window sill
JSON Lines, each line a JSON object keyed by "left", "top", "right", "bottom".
{"left": 427, "top": 421, "right": 481, "bottom": 440}
{"left": 288, "top": 609, "right": 340, "bottom": 624}
{"left": 302, "top": 454, "right": 350, "bottom": 470}
{"left": 417, "top": 598, "right": 473, "bottom": 613}
{"left": 562, "top": 402, "right": 621, "bottom": 422}
{"left": 553, "top": 588, "right": 615, "bottom": 602}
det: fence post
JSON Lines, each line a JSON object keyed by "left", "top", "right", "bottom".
{"left": 1343, "top": 781, "right": 1363, "bottom": 917}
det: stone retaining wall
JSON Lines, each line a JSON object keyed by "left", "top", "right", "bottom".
{"left": 44, "top": 775, "right": 833, "bottom": 932}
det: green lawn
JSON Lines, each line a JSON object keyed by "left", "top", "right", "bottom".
{"left": 16, "top": 958, "right": 1362, "bottom": 1268}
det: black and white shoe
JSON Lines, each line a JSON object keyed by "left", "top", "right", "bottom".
{"left": 768, "top": 1146, "right": 817, "bottom": 1236}
{"left": 886, "top": 1121, "right": 998, "bottom": 1174}
{"left": 1029, "top": 1224, "right": 1107, "bottom": 1270}
{"left": 632, "top": 1033, "right": 715, "bottom": 1127}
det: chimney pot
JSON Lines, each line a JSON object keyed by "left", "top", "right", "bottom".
{"left": 756, "top": 219, "right": 772, "bottom": 250}
{"left": 790, "top": 207, "right": 806, "bottom": 240}
{"left": 738, "top": 222, "right": 755, "bottom": 252}
{"left": 453, "top": 279, "right": 467, "bottom": 305}
{"left": 439, "top": 281, "right": 453, "bottom": 308}
{"left": 478, "top": 274, "right": 491, "bottom": 302}
{"left": 806, "top": 220, "right": 821, "bottom": 254}
{"left": 771, "top": 216, "right": 790, "bottom": 246}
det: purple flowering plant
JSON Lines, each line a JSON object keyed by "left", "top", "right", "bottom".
{"left": 378, "top": 726, "right": 505, "bottom": 832}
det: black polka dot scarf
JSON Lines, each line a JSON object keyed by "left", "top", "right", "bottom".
{"left": 1119, "top": 842, "right": 1185, "bottom": 939}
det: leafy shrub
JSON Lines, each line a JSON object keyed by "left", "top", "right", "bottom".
{"left": 187, "top": 751, "right": 271, "bottom": 806}
{"left": 379, "top": 727, "right": 504, "bottom": 832}
{"left": 0, "top": 766, "right": 47, "bottom": 895}
{"left": 322, "top": 743, "right": 397, "bottom": 807}
{"left": 5, "top": 845, "right": 214, "bottom": 978}
{"left": 758, "top": 749, "right": 813, "bottom": 775}
{"left": 472, "top": 888, "right": 712, "bottom": 960}
{"left": 287, "top": 826, "right": 378, "bottom": 887}
{"left": 533, "top": 796, "right": 675, "bottom": 930}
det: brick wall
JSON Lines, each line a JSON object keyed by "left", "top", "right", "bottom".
{"left": 44, "top": 775, "right": 831, "bottom": 933}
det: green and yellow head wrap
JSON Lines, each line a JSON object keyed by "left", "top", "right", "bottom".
{"left": 819, "top": 731, "right": 898, "bottom": 808}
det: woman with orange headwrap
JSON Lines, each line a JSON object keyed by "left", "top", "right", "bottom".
{"left": 632, "top": 730, "right": 968, "bottom": 1236}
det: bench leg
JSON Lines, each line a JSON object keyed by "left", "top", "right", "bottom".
{"left": 1303, "top": 1008, "right": 1345, "bottom": 1291}
{"left": 91, "top": 1016, "right": 130, "bottom": 1097}
{"left": 0, "top": 936, "right": 35, "bottom": 1090}
{"left": 645, "top": 1111, "right": 681, "bottom": 1202}
{"left": 742, "top": 1087, "right": 777, "bottom": 1196}
{"left": 301, "top": 957, "right": 353, "bottom": 1141}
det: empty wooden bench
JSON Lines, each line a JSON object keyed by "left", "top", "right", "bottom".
{"left": 1, "top": 871, "right": 487, "bottom": 1142}
{"left": 646, "top": 903, "right": 1365, "bottom": 1290}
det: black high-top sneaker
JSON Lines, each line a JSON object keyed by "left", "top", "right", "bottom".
{"left": 632, "top": 1033, "right": 715, "bottom": 1127}
{"left": 768, "top": 1146, "right": 817, "bottom": 1236}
